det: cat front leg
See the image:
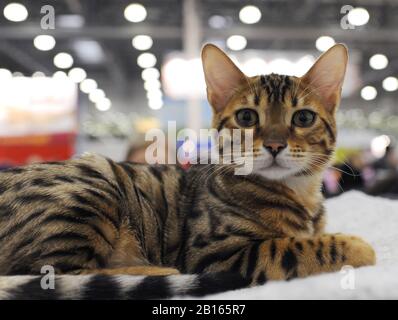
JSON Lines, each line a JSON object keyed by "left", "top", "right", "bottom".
{"left": 189, "top": 234, "right": 375, "bottom": 285}
{"left": 248, "top": 234, "right": 376, "bottom": 283}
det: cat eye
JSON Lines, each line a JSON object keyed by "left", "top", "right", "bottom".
{"left": 292, "top": 109, "right": 316, "bottom": 128}
{"left": 235, "top": 109, "right": 259, "bottom": 127}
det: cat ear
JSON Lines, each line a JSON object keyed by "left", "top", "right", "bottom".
{"left": 301, "top": 44, "right": 348, "bottom": 113}
{"left": 201, "top": 44, "right": 247, "bottom": 112}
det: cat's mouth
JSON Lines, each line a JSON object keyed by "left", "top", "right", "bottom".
{"left": 253, "top": 157, "right": 302, "bottom": 180}
{"left": 257, "top": 161, "right": 291, "bottom": 171}
{"left": 269, "top": 163, "right": 288, "bottom": 169}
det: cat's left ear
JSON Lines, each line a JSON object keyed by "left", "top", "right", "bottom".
{"left": 301, "top": 44, "right": 348, "bottom": 114}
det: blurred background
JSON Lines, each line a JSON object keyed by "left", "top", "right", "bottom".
{"left": 0, "top": 0, "right": 398, "bottom": 198}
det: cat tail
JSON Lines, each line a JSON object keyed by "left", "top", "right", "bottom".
{"left": 0, "top": 272, "right": 251, "bottom": 300}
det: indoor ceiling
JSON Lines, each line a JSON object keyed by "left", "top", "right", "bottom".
{"left": 0, "top": 0, "right": 397, "bottom": 108}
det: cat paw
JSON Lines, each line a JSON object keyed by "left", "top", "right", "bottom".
{"left": 337, "top": 235, "right": 376, "bottom": 267}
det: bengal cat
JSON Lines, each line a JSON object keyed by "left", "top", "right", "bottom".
{"left": 0, "top": 44, "right": 375, "bottom": 299}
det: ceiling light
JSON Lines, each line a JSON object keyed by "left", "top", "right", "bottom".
{"left": 147, "top": 89, "right": 163, "bottom": 100}
{"left": 239, "top": 5, "right": 261, "bottom": 24}
{"left": 53, "top": 52, "right": 74, "bottom": 69}
{"left": 162, "top": 56, "right": 204, "bottom": 99}
{"left": 148, "top": 98, "right": 163, "bottom": 110}
{"left": 68, "top": 67, "right": 87, "bottom": 83}
{"left": 80, "top": 78, "right": 98, "bottom": 93}
{"left": 53, "top": 71, "right": 68, "bottom": 79}
{"left": 226, "top": 35, "right": 247, "bottom": 51}
{"left": 369, "top": 54, "right": 388, "bottom": 70}
{"left": 32, "top": 71, "right": 45, "bottom": 77}
{"left": 0, "top": 68, "right": 12, "bottom": 81}
{"left": 141, "top": 67, "right": 160, "bottom": 81}
{"left": 315, "top": 36, "right": 335, "bottom": 52}
{"left": 132, "top": 35, "right": 153, "bottom": 51}
{"left": 347, "top": 7, "right": 369, "bottom": 26}
{"left": 33, "top": 35, "right": 56, "bottom": 51}
{"left": 361, "top": 86, "right": 377, "bottom": 101}
{"left": 137, "top": 53, "right": 157, "bottom": 68}
{"left": 371, "top": 135, "right": 391, "bottom": 158}
{"left": 89, "top": 89, "right": 105, "bottom": 103}
{"left": 208, "top": 15, "right": 227, "bottom": 29}
{"left": 12, "top": 72, "right": 24, "bottom": 77}
{"left": 124, "top": 3, "right": 147, "bottom": 23}
{"left": 96, "top": 98, "right": 112, "bottom": 111}
{"left": 144, "top": 79, "right": 161, "bottom": 91}
{"left": 3, "top": 3, "right": 28, "bottom": 22}
{"left": 382, "top": 77, "right": 398, "bottom": 92}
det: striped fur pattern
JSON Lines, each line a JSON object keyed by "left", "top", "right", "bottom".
{"left": 0, "top": 273, "right": 248, "bottom": 300}
{"left": 0, "top": 44, "right": 375, "bottom": 299}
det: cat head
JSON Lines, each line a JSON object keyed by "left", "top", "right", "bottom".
{"left": 201, "top": 43, "right": 348, "bottom": 180}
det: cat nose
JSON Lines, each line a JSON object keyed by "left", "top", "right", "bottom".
{"left": 264, "top": 142, "right": 287, "bottom": 157}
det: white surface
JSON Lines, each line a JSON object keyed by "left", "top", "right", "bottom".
{"left": 189, "top": 191, "right": 398, "bottom": 299}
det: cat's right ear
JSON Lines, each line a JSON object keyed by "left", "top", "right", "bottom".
{"left": 201, "top": 44, "right": 246, "bottom": 112}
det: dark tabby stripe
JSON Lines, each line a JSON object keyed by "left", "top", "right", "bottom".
{"left": 0, "top": 208, "right": 46, "bottom": 241}
{"left": 217, "top": 117, "right": 229, "bottom": 132}
{"left": 270, "top": 240, "right": 277, "bottom": 261}
{"left": 0, "top": 204, "right": 17, "bottom": 218}
{"left": 319, "top": 116, "right": 336, "bottom": 142}
{"left": 256, "top": 271, "right": 267, "bottom": 285}
{"left": 16, "top": 193, "right": 57, "bottom": 205}
{"left": 82, "top": 274, "right": 122, "bottom": 300}
{"left": 330, "top": 237, "right": 337, "bottom": 264}
{"left": 316, "top": 240, "right": 325, "bottom": 265}
{"left": 106, "top": 159, "right": 128, "bottom": 197}
{"left": 70, "top": 194, "right": 119, "bottom": 229}
{"left": 0, "top": 183, "right": 6, "bottom": 195}
{"left": 54, "top": 175, "right": 75, "bottom": 183}
{"left": 295, "top": 242, "right": 303, "bottom": 253}
{"left": 84, "top": 188, "right": 115, "bottom": 207}
{"left": 245, "top": 241, "right": 261, "bottom": 279}
{"left": 30, "top": 178, "right": 57, "bottom": 187}
{"left": 193, "top": 245, "right": 247, "bottom": 273}
{"left": 127, "top": 277, "right": 172, "bottom": 299}
{"left": 41, "top": 231, "right": 89, "bottom": 244}
{"left": 281, "top": 248, "right": 298, "bottom": 275}
{"left": 39, "top": 245, "right": 96, "bottom": 260}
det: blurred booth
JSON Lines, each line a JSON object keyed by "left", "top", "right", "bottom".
{"left": 0, "top": 76, "right": 77, "bottom": 168}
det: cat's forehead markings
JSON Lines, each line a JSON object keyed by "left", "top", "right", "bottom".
{"left": 259, "top": 73, "right": 295, "bottom": 106}
{"left": 240, "top": 91, "right": 260, "bottom": 107}
{"left": 253, "top": 90, "right": 260, "bottom": 106}
{"left": 292, "top": 95, "right": 298, "bottom": 107}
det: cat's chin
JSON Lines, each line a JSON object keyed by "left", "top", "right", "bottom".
{"left": 254, "top": 164, "right": 299, "bottom": 181}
